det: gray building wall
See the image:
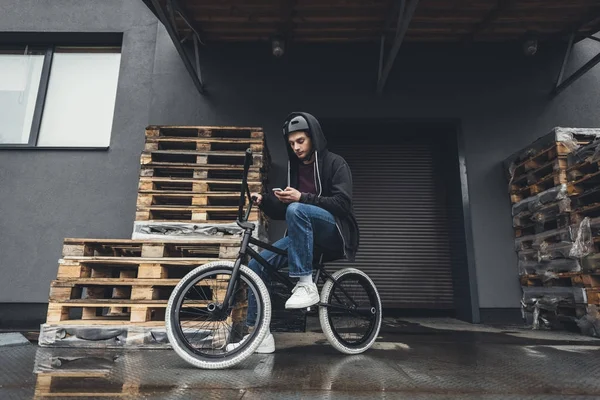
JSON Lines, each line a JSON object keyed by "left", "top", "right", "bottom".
{"left": 1, "top": 0, "right": 600, "bottom": 322}
{"left": 0, "top": 0, "right": 158, "bottom": 311}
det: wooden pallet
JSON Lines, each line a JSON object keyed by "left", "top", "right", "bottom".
{"left": 141, "top": 150, "right": 265, "bottom": 168}
{"left": 135, "top": 205, "right": 261, "bottom": 223}
{"left": 510, "top": 172, "right": 567, "bottom": 203}
{"left": 47, "top": 280, "right": 247, "bottom": 324}
{"left": 514, "top": 227, "right": 572, "bottom": 251}
{"left": 138, "top": 177, "right": 263, "bottom": 193}
{"left": 518, "top": 258, "right": 581, "bottom": 276}
{"left": 570, "top": 203, "right": 600, "bottom": 226}
{"left": 61, "top": 238, "right": 240, "bottom": 258}
{"left": 567, "top": 158, "right": 600, "bottom": 179}
{"left": 510, "top": 142, "right": 573, "bottom": 180}
{"left": 146, "top": 125, "right": 264, "bottom": 140}
{"left": 567, "top": 139, "right": 600, "bottom": 166}
{"left": 137, "top": 192, "right": 242, "bottom": 207}
{"left": 35, "top": 372, "right": 138, "bottom": 398}
{"left": 520, "top": 272, "right": 600, "bottom": 288}
{"left": 513, "top": 201, "right": 572, "bottom": 237}
{"left": 587, "top": 289, "right": 600, "bottom": 305}
{"left": 47, "top": 239, "right": 247, "bottom": 325}
{"left": 568, "top": 167, "right": 600, "bottom": 195}
{"left": 514, "top": 217, "right": 571, "bottom": 238}
{"left": 139, "top": 163, "right": 264, "bottom": 180}
{"left": 48, "top": 276, "right": 227, "bottom": 322}
{"left": 144, "top": 136, "right": 264, "bottom": 153}
{"left": 511, "top": 157, "right": 568, "bottom": 190}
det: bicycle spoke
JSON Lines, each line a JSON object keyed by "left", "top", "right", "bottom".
{"left": 172, "top": 266, "right": 264, "bottom": 358}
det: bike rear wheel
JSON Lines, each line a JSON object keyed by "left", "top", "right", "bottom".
{"left": 319, "top": 268, "right": 382, "bottom": 354}
{"left": 166, "top": 261, "right": 271, "bottom": 369}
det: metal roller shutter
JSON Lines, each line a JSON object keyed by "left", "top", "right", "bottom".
{"left": 327, "top": 132, "right": 455, "bottom": 309}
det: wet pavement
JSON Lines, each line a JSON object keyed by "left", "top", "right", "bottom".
{"left": 2, "top": 317, "right": 600, "bottom": 399}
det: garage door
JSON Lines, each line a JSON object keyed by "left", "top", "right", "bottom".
{"left": 326, "top": 124, "right": 456, "bottom": 309}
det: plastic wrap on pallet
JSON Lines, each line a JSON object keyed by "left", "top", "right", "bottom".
{"left": 517, "top": 249, "right": 539, "bottom": 262}
{"left": 569, "top": 217, "right": 593, "bottom": 258}
{"left": 132, "top": 221, "right": 269, "bottom": 243}
{"left": 521, "top": 291, "right": 564, "bottom": 330}
{"left": 532, "top": 227, "right": 572, "bottom": 249}
{"left": 518, "top": 258, "right": 581, "bottom": 275}
{"left": 515, "top": 228, "right": 571, "bottom": 252}
{"left": 538, "top": 241, "right": 574, "bottom": 261}
{"left": 511, "top": 184, "right": 568, "bottom": 217}
{"left": 590, "top": 141, "right": 600, "bottom": 164}
{"left": 568, "top": 137, "right": 600, "bottom": 166}
{"left": 33, "top": 347, "right": 118, "bottom": 372}
{"left": 531, "top": 198, "right": 571, "bottom": 224}
{"left": 530, "top": 184, "right": 568, "bottom": 212}
{"left": 577, "top": 305, "right": 600, "bottom": 337}
{"left": 512, "top": 196, "right": 537, "bottom": 216}
{"left": 521, "top": 286, "right": 587, "bottom": 330}
{"left": 515, "top": 235, "right": 534, "bottom": 252}
{"left": 522, "top": 286, "right": 587, "bottom": 305}
{"left": 507, "top": 161, "right": 518, "bottom": 193}
{"left": 38, "top": 324, "right": 172, "bottom": 348}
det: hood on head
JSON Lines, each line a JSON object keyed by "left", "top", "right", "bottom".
{"left": 281, "top": 112, "right": 327, "bottom": 163}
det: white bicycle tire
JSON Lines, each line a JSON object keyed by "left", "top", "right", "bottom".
{"left": 319, "top": 267, "right": 382, "bottom": 354}
{"left": 165, "top": 261, "right": 271, "bottom": 369}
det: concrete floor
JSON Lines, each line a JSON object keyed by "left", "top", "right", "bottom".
{"left": 2, "top": 317, "right": 600, "bottom": 399}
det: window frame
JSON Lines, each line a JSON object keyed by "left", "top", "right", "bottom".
{"left": 0, "top": 44, "right": 120, "bottom": 150}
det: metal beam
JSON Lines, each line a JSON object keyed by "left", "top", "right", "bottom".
{"left": 172, "top": 0, "right": 206, "bottom": 45}
{"left": 376, "top": 0, "right": 419, "bottom": 94}
{"left": 552, "top": 50, "right": 600, "bottom": 97}
{"left": 463, "top": 0, "right": 512, "bottom": 43}
{"left": 150, "top": 0, "right": 205, "bottom": 94}
{"left": 378, "top": 0, "right": 405, "bottom": 82}
{"left": 554, "top": 32, "right": 575, "bottom": 91}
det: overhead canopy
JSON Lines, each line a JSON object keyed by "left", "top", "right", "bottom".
{"left": 143, "top": 0, "right": 600, "bottom": 95}
{"left": 147, "top": 0, "right": 600, "bottom": 43}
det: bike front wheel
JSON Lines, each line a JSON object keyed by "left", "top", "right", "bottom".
{"left": 165, "top": 261, "right": 271, "bottom": 369}
{"left": 319, "top": 268, "right": 382, "bottom": 354}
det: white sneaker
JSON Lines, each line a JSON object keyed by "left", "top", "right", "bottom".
{"left": 285, "top": 282, "right": 320, "bottom": 309}
{"left": 225, "top": 332, "right": 275, "bottom": 354}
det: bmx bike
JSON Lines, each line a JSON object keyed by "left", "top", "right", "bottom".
{"left": 165, "top": 149, "right": 382, "bottom": 369}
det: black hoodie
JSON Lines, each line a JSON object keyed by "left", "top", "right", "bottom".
{"left": 259, "top": 112, "right": 360, "bottom": 261}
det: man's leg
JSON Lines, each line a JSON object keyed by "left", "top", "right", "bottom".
{"left": 284, "top": 203, "right": 343, "bottom": 309}
{"left": 245, "top": 236, "right": 289, "bottom": 328}
{"left": 227, "top": 236, "right": 289, "bottom": 354}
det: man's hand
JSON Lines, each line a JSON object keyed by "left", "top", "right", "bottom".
{"left": 275, "top": 187, "right": 301, "bottom": 204}
{"left": 250, "top": 193, "right": 262, "bottom": 205}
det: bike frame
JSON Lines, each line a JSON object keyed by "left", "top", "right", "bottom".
{"left": 218, "top": 149, "right": 368, "bottom": 317}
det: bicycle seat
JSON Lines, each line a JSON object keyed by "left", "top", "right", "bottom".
{"left": 313, "top": 245, "right": 344, "bottom": 264}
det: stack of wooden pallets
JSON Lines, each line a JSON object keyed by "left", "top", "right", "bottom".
{"left": 39, "top": 125, "right": 278, "bottom": 348}
{"left": 133, "top": 126, "right": 270, "bottom": 239}
{"left": 505, "top": 127, "right": 600, "bottom": 334}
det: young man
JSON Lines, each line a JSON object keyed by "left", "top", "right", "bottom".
{"left": 227, "top": 112, "right": 359, "bottom": 353}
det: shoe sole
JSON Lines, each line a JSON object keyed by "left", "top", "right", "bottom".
{"left": 285, "top": 295, "right": 320, "bottom": 309}
{"left": 255, "top": 344, "right": 275, "bottom": 354}
{"left": 227, "top": 334, "right": 275, "bottom": 354}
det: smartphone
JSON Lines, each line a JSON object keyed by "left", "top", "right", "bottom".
{"left": 272, "top": 188, "right": 284, "bottom": 193}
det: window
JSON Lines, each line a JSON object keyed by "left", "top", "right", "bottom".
{"left": 0, "top": 46, "right": 121, "bottom": 148}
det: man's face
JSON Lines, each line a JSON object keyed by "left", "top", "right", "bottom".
{"left": 288, "top": 131, "right": 312, "bottom": 161}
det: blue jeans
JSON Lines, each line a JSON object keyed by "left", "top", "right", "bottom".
{"left": 245, "top": 203, "right": 343, "bottom": 327}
